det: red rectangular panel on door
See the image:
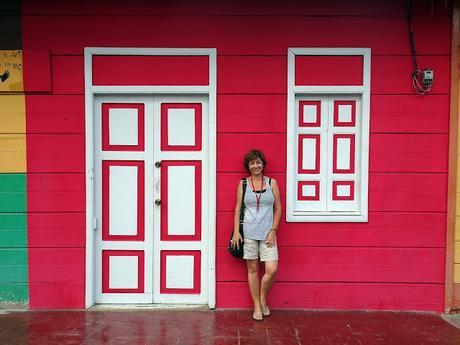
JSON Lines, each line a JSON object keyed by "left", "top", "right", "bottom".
{"left": 102, "top": 160, "right": 145, "bottom": 241}
{"left": 102, "top": 250, "right": 145, "bottom": 293}
{"left": 160, "top": 250, "right": 201, "bottom": 294}
{"left": 161, "top": 161, "right": 202, "bottom": 241}
{"left": 161, "top": 103, "right": 202, "bottom": 151}
{"left": 102, "top": 103, "right": 145, "bottom": 151}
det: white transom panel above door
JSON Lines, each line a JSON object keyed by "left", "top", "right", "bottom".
{"left": 153, "top": 96, "right": 209, "bottom": 304}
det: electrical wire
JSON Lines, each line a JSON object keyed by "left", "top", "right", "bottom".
{"left": 412, "top": 70, "right": 432, "bottom": 95}
{"left": 408, "top": 0, "right": 432, "bottom": 94}
{"left": 408, "top": 0, "right": 418, "bottom": 71}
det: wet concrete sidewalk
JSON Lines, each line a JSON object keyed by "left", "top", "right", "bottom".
{"left": 1, "top": 309, "right": 460, "bottom": 345}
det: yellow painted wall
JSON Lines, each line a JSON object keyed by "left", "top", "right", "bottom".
{"left": 455, "top": 161, "right": 460, "bottom": 281}
{"left": 0, "top": 135, "right": 26, "bottom": 172}
{"left": 0, "top": 95, "right": 26, "bottom": 133}
{"left": 0, "top": 51, "right": 26, "bottom": 174}
{"left": 456, "top": 161, "right": 460, "bottom": 282}
{"left": 456, "top": 216, "right": 460, "bottom": 242}
{"left": 0, "top": 94, "right": 25, "bottom": 113}
{"left": 455, "top": 208, "right": 460, "bottom": 282}
{"left": 455, "top": 264, "right": 460, "bottom": 283}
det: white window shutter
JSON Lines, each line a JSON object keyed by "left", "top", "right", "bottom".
{"left": 327, "top": 96, "right": 361, "bottom": 212}
{"left": 294, "top": 97, "right": 327, "bottom": 212}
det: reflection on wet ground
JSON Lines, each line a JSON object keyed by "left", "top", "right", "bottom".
{"left": 1, "top": 309, "right": 460, "bottom": 344}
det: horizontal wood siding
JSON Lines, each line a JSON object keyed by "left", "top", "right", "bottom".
{"left": 0, "top": 183, "right": 28, "bottom": 303}
{"left": 22, "top": 0, "right": 451, "bottom": 310}
{"left": 217, "top": 246, "right": 444, "bottom": 283}
{"left": 20, "top": 1, "right": 451, "bottom": 17}
{"left": 217, "top": 173, "right": 448, "bottom": 213}
{"left": 40, "top": 55, "right": 452, "bottom": 95}
{"left": 0, "top": 0, "right": 28, "bottom": 305}
{"left": 27, "top": 134, "right": 85, "bottom": 173}
{"left": 21, "top": 17, "right": 450, "bottom": 56}
{"left": 216, "top": 212, "right": 446, "bottom": 248}
{"left": 25, "top": 95, "right": 85, "bottom": 134}
{"left": 28, "top": 248, "right": 85, "bottom": 308}
{"left": 217, "top": 282, "right": 444, "bottom": 310}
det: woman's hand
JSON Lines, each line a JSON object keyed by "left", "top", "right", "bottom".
{"left": 265, "top": 229, "right": 277, "bottom": 248}
{"left": 231, "top": 231, "right": 243, "bottom": 249}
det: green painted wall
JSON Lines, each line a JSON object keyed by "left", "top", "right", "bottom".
{"left": 0, "top": 174, "right": 28, "bottom": 303}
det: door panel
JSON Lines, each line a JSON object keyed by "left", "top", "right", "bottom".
{"left": 95, "top": 96, "right": 154, "bottom": 304}
{"left": 153, "top": 96, "right": 208, "bottom": 305}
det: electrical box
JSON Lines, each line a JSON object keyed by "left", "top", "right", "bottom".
{"left": 422, "top": 69, "right": 434, "bottom": 86}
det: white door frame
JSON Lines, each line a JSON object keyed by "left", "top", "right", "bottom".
{"left": 84, "top": 47, "right": 217, "bottom": 308}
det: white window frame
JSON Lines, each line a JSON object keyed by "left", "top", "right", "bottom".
{"left": 286, "top": 48, "right": 371, "bottom": 222}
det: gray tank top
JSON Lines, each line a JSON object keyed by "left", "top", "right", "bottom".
{"left": 243, "top": 176, "right": 274, "bottom": 240}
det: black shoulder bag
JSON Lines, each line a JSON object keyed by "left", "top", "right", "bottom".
{"left": 228, "top": 178, "right": 247, "bottom": 258}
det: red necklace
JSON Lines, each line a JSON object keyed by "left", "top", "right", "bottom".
{"left": 250, "top": 176, "right": 264, "bottom": 211}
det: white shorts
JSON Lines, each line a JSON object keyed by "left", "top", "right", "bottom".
{"left": 243, "top": 238, "right": 279, "bottom": 262}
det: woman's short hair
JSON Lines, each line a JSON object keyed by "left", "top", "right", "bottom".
{"left": 243, "top": 149, "right": 267, "bottom": 171}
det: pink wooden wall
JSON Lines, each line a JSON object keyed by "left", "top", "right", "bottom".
{"left": 22, "top": 0, "right": 451, "bottom": 310}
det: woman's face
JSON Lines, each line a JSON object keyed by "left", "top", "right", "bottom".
{"left": 248, "top": 158, "right": 264, "bottom": 175}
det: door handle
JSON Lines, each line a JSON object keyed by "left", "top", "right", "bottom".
{"left": 155, "top": 199, "right": 161, "bottom": 206}
{"left": 155, "top": 161, "right": 161, "bottom": 168}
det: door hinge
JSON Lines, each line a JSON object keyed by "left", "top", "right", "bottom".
{"left": 89, "top": 168, "right": 94, "bottom": 180}
{"left": 93, "top": 217, "right": 97, "bottom": 230}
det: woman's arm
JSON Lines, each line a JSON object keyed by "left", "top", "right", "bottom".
{"left": 266, "top": 178, "right": 281, "bottom": 247}
{"left": 271, "top": 178, "right": 282, "bottom": 231}
{"left": 231, "top": 180, "right": 244, "bottom": 249}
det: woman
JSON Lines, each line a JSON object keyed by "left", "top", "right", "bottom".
{"left": 231, "top": 149, "right": 282, "bottom": 321}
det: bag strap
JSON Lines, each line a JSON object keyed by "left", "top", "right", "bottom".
{"left": 239, "top": 178, "right": 247, "bottom": 225}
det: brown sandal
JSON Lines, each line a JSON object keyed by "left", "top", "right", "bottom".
{"left": 252, "top": 311, "right": 263, "bottom": 321}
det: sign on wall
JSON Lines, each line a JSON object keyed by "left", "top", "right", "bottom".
{"left": 0, "top": 50, "right": 23, "bottom": 92}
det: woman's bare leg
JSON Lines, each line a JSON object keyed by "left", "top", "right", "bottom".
{"left": 247, "top": 259, "right": 262, "bottom": 313}
{"left": 260, "top": 260, "right": 278, "bottom": 309}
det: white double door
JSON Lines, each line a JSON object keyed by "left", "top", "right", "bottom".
{"left": 93, "top": 94, "right": 209, "bottom": 304}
